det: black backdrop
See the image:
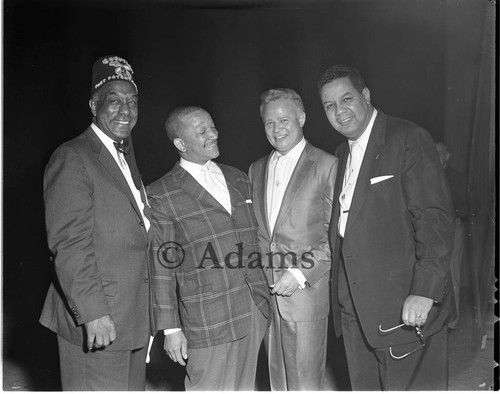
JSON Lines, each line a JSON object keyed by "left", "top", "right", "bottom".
{"left": 2, "top": 0, "right": 491, "bottom": 389}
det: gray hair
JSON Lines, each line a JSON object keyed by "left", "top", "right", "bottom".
{"left": 259, "top": 88, "right": 305, "bottom": 118}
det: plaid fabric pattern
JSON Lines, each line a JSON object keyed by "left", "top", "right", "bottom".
{"left": 147, "top": 162, "right": 271, "bottom": 349}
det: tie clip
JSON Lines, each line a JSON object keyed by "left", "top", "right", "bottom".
{"left": 343, "top": 210, "right": 350, "bottom": 213}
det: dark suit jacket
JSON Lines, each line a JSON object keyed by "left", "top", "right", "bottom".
{"left": 39, "top": 126, "right": 152, "bottom": 351}
{"left": 330, "top": 111, "right": 457, "bottom": 349}
{"left": 147, "top": 162, "right": 271, "bottom": 349}
{"left": 249, "top": 141, "right": 337, "bottom": 322}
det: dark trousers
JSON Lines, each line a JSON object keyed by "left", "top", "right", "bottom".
{"left": 57, "top": 335, "right": 148, "bottom": 391}
{"left": 338, "top": 258, "right": 449, "bottom": 390}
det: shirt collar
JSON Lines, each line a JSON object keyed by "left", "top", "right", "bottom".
{"left": 348, "top": 109, "right": 378, "bottom": 152}
{"left": 179, "top": 158, "right": 214, "bottom": 174}
{"left": 271, "top": 137, "right": 307, "bottom": 162}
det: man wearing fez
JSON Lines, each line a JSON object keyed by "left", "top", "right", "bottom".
{"left": 39, "top": 55, "right": 152, "bottom": 390}
{"left": 249, "top": 88, "right": 337, "bottom": 390}
{"left": 318, "top": 64, "right": 456, "bottom": 390}
{"left": 148, "top": 106, "right": 271, "bottom": 390}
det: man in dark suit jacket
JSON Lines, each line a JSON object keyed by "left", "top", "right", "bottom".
{"left": 317, "top": 65, "right": 456, "bottom": 390}
{"left": 436, "top": 142, "right": 469, "bottom": 328}
{"left": 148, "top": 106, "right": 271, "bottom": 390}
{"left": 249, "top": 88, "right": 337, "bottom": 390}
{"left": 39, "top": 56, "right": 152, "bottom": 390}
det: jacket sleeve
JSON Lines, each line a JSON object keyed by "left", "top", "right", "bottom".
{"left": 44, "top": 145, "right": 110, "bottom": 325}
{"left": 147, "top": 186, "right": 181, "bottom": 331}
{"left": 299, "top": 157, "right": 337, "bottom": 286}
{"left": 403, "top": 128, "right": 455, "bottom": 302}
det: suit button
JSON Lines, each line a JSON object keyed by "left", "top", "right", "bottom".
{"left": 144, "top": 278, "right": 149, "bottom": 283}
{"left": 270, "top": 242, "right": 276, "bottom": 248}
{"left": 139, "top": 221, "right": 144, "bottom": 227}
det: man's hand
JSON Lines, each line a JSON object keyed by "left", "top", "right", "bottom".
{"left": 84, "top": 315, "right": 116, "bottom": 350}
{"left": 164, "top": 331, "right": 188, "bottom": 366}
{"left": 270, "top": 270, "right": 299, "bottom": 297}
{"left": 402, "top": 295, "right": 434, "bottom": 327}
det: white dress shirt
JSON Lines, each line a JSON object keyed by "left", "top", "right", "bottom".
{"left": 338, "top": 109, "right": 377, "bottom": 237}
{"left": 266, "top": 137, "right": 308, "bottom": 289}
{"left": 91, "top": 123, "right": 150, "bottom": 231}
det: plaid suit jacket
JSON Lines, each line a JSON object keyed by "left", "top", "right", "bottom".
{"left": 147, "top": 162, "right": 271, "bottom": 349}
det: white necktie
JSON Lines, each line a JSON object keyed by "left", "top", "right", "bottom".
{"left": 338, "top": 141, "right": 363, "bottom": 237}
{"left": 267, "top": 154, "right": 282, "bottom": 232}
{"left": 202, "top": 162, "right": 231, "bottom": 213}
{"left": 202, "top": 163, "right": 216, "bottom": 196}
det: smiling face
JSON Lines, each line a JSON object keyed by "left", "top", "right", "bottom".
{"left": 175, "top": 109, "right": 220, "bottom": 165}
{"left": 320, "top": 77, "right": 373, "bottom": 141}
{"left": 262, "top": 98, "right": 305, "bottom": 155}
{"left": 90, "top": 81, "right": 138, "bottom": 141}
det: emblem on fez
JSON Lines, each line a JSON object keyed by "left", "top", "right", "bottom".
{"left": 103, "top": 57, "right": 133, "bottom": 81}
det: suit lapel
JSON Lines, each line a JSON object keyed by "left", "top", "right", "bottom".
{"left": 219, "top": 164, "right": 245, "bottom": 213}
{"left": 272, "top": 143, "right": 314, "bottom": 234}
{"left": 345, "top": 112, "right": 386, "bottom": 231}
{"left": 253, "top": 156, "right": 272, "bottom": 238}
{"left": 85, "top": 129, "right": 145, "bottom": 226}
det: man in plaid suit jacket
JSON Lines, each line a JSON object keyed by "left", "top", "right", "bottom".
{"left": 148, "top": 106, "right": 271, "bottom": 391}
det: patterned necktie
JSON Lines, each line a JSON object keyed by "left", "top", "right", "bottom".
{"left": 114, "top": 141, "right": 130, "bottom": 155}
{"left": 113, "top": 141, "right": 130, "bottom": 155}
{"left": 338, "top": 141, "right": 362, "bottom": 236}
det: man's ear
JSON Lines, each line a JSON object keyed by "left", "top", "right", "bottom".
{"left": 89, "top": 99, "right": 97, "bottom": 117}
{"left": 173, "top": 138, "right": 186, "bottom": 153}
{"left": 362, "top": 87, "right": 371, "bottom": 105}
{"left": 299, "top": 112, "right": 306, "bottom": 128}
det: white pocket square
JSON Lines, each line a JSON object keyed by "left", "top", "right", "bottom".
{"left": 370, "top": 175, "right": 394, "bottom": 185}
{"left": 245, "top": 199, "right": 252, "bottom": 204}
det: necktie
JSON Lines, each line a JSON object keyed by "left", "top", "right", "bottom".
{"left": 114, "top": 139, "right": 141, "bottom": 190}
{"left": 202, "top": 163, "right": 216, "bottom": 196}
{"left": 202, "top": 162, "right": 231, "bottom": 213}
{"left": 267, "top": 154, "right": 282, "bottom": 232}
{"left": 114, "top": 141, "right": 130, "bottom": 155}
{"left": 338, "top": 141, "right": 362, "bottom": 236}
{"left": 114, "top": 142, "right": 128, "bottom": 170}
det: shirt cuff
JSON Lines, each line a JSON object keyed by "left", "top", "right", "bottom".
{"left": 164, "top": 328, "right": 182, "bottom": 335}
{"left": 288, "top": 267, "right": 308, "bottom": 290}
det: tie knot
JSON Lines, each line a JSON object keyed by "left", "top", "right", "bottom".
{"left": 203, "top": 162, "right": 212, "bottom": 172}
{"left": 114, "top": 141, "right": 130, "bottom": 155}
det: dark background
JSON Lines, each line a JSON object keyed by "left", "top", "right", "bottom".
{"left": 3, "top": 0, "right": 494, "bottom": 390}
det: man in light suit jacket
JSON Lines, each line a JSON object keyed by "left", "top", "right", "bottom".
{"left": 318, "top": 64, "right": 456, "bottom": 390}
{"left": 148, "top": 106, "right": 271, "bottom": 391}
{"left": 39, "top": 55, "right": 152, "bottom": 390}
{"left": 249, "top": 88, "right": 337, "bottom": 390}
